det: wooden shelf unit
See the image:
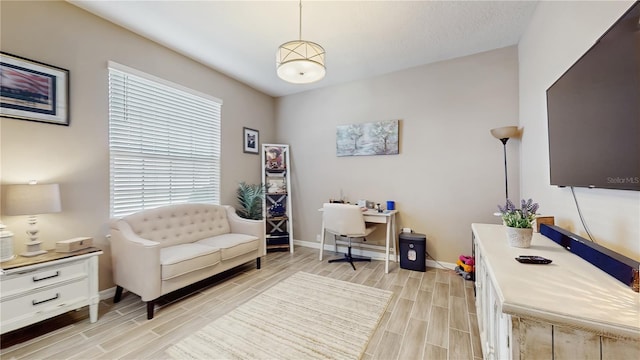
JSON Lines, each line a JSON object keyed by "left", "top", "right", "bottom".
{"left": 262, "top": 144, "right": 293, "bottom": 253}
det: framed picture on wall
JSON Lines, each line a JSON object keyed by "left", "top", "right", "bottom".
{"left": 0, "top": 52, "right": 70, "bottom": 126}
{"left": 243, "top": 127, "right": 259, "bottom": 154}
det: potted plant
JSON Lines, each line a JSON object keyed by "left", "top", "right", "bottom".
{"left": 497, "top": 198, "right": 539, "bottom": 248}
{"left": 236, "top": 182, "right": 264, "bottom": 220}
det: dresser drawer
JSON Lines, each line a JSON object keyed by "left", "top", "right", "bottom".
{"left": 0, "top": 261, "right": 87, "bottom": 296}
{"left": 0, "top": 278, "right": 89, "bottom": 323}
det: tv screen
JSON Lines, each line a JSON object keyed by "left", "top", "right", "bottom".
{"left": 546, "top": 2, "right": 640, "bottom": 191}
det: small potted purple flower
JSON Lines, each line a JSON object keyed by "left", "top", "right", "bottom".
{"left": 497, "top": 199, "right": 539, "bottom": 248}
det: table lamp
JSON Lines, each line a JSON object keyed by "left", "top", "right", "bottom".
{"left": 490, "top": 126, "right": 519, "bottom": 203}
{"left": 4, "top": 182, "right": 61, "bottom": 257}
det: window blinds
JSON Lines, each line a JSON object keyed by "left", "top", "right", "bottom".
{"left": 108, "top": 63, "right": 222, "bottom": 218}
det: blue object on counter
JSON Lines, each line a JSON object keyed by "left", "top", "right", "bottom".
{"left": 386, "top": 201, "right": 395, "bottom": 210}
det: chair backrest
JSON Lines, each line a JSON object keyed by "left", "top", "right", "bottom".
{"left": 322, "top": 203, "right": 367, "bottom": 237}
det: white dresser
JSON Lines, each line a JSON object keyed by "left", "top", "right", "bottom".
{"left": 472, "top": 223, "right": 639, "bottom": 359}
{"left": 0, "top": 248, "right": 102, "bottom": 334}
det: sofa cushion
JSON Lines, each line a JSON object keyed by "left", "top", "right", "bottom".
{"left": 160, "top": 244, "right": 221, "bottom": 280}
{"left": 196, "top": 233, "right": 259, "bottom": 261}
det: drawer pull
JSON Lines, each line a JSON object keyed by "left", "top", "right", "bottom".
{"left": 33, "top": 271, "right": 60, "bottom": 282}
{"left": 32, "top": 293, "right": 60, "bottom": 306}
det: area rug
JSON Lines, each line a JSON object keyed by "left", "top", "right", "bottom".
{"left": 166, "top": 271, "right": 393, "bottom": 360}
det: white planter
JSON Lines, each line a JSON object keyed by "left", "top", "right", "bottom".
{"left": 505, "top": 226, "right": 533, "bottom": 248}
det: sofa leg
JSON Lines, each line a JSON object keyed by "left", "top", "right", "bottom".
{"left": 256, "top": 257, "right": 261, "bottom": 269}
{"left": 114, "top": 286, "right": 123, "bottom": 303}
{"left": 147, "top": 301, "right": 155, "bottom": 320}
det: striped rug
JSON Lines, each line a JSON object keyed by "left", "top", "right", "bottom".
{"left": 166, "top": 271, "right": 393, "bottom": 359}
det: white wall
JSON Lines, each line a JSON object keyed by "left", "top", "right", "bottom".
{"left": 519, "top": 0, "right": 639, "bottom": 261}
{"left": 277, "top": 46, "right": 520, "bottom": 263}
{"left": 0, "top": 1, "right": 275, "bottom": 289}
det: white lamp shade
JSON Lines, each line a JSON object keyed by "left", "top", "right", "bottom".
{"left": 490, "top": 126, "right": 519, "bottom": 140}
{"left": 4, "top": 183, "right": 61, "bottom": 216}
{"left": 277, "top": 40, "right": 326, "bottom": 84}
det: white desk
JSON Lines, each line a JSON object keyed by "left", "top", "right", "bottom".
{"left": 319, "top": 208, "right": 398, "bottom": 273}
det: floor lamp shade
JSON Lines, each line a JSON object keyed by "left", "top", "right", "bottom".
{"left": 4, "top": 183, "right": 61, "bottom": 257}
{"left": 490, "top": 126, "right": 519, "bottom": 140}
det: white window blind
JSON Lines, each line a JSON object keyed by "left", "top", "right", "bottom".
{"left": 108, "top": 62, "right": 222, "bottom": 218}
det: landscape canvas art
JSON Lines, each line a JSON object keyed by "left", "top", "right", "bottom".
{"left": 336, "top": 119, "right": 399, "bottom": 156}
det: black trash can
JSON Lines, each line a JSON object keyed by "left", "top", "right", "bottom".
{"left": 399, "top": 232, "right": 426, "bottom": 272}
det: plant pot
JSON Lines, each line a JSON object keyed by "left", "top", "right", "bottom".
{"left": 505, "top": 226, "right": 533, "bottom": 248}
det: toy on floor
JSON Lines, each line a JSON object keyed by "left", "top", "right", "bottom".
{"left": 455, "top": 255, "right": 475, "bottom": 281}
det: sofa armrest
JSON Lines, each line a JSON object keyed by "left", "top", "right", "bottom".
{"left": 109, "top": 220, "right": 162, "bottom": 301}
{"left": 224, "top": 205, "right": 266, "bottom": 256}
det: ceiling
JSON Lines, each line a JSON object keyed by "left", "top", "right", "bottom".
{"left": 68, "top": 0, "right": 539, "bottom": 98}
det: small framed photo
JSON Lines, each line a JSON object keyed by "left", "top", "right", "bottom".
{"left": 243, "top": 127, "right": 259, "bottom": 154}
{"left": 0, "top": 52, "right": 70, "bottom": 126}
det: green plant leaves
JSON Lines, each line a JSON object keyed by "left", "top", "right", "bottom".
{"left": 236, "top": 182, "right": 265, "bottom": 220}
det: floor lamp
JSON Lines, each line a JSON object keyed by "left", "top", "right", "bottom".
{"left": 4, "top": 182, "right": 61, "bottom": 257}
{"left": 490, "top": 126, "right": 519, "bottom": 203}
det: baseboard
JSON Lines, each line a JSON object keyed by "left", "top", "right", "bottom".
{"left": 293, "top": 239, "right": 455, "bottom": 270}
{"left": 100, "top": 286, "right": 117, "bottom": 301}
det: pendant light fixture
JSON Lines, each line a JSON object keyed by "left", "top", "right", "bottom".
{"left": 276, "top": 0, "right": 326, "bottom": 84}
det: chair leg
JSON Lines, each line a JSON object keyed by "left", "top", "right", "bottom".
{"left": 347, "top": 245, "right": 356, "bottom": 270}
{"left": 113, "top": 286, "right": 123, "bottom": 303}
{"left": 256, "top": 257, "right": 261, "bottom": 269}
{"left": 147, "top": 301, "right": 155, "bottom": 320}
{"left": 328, "top": 237, "right": 371, "bottom": 270}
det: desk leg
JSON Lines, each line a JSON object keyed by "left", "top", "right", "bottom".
{"left": 319, "top": 219, "right": 325, "bottom": 261}
{"left": 391, "top": 213, "right": 397, "bottom": 262}
{"left": 385, "top": 218, "right": 391, "bottom": 274}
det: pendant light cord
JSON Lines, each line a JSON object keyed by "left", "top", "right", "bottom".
{"left": 298, "top": 0, "right": 302, "bottom": 40}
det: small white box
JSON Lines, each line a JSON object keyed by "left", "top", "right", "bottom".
{"left": 55, "top": 237, "right": 93, "bottom": 253}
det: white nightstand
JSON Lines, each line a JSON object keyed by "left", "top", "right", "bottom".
{"left": 0, "top": 247, "right": 102, "bottom": 334}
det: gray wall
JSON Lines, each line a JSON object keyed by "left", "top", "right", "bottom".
{"left": 276, "top": 46, "right": 520, "bottom": 263}
{"left": 0, "top": 1, "right": 276, "bottom": 289}
{"left": 519, "top": 0, "right": 639, "bottom": 261}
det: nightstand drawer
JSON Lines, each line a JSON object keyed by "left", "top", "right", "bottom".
{"left": 0, "top": 261, "right": 87, "bottom": 296}
{"left": 0, "top": 278, "right": 89, "bottom": 323}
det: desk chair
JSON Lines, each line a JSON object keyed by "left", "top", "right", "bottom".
{"left": 322, "top": 203, "right": 376, "bottom": 270}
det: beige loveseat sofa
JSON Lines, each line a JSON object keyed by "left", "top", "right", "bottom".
{"left": 110, "top": 203, "right": 264, "bottom": 319}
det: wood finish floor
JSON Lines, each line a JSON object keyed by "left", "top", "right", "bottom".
{"left": 0, "top": 246, "right": 482, "bottom": 360}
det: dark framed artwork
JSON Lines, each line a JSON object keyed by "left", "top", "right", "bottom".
{"left": 0, "top": 52, "right": 70, "bottom": 126}
{"left": 243, "top": 127, "right": 259, "bottom": 154}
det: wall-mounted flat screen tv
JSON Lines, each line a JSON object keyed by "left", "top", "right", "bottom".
{"left": 546, "top": 2, "right": 639, "bottom": 191}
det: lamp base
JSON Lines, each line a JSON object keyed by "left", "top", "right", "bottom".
{"left": 21, "top": 249, "right": 47, "bottom": 257}
{"left": 21, "top": 240, "right": 47, "bottom": 257}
